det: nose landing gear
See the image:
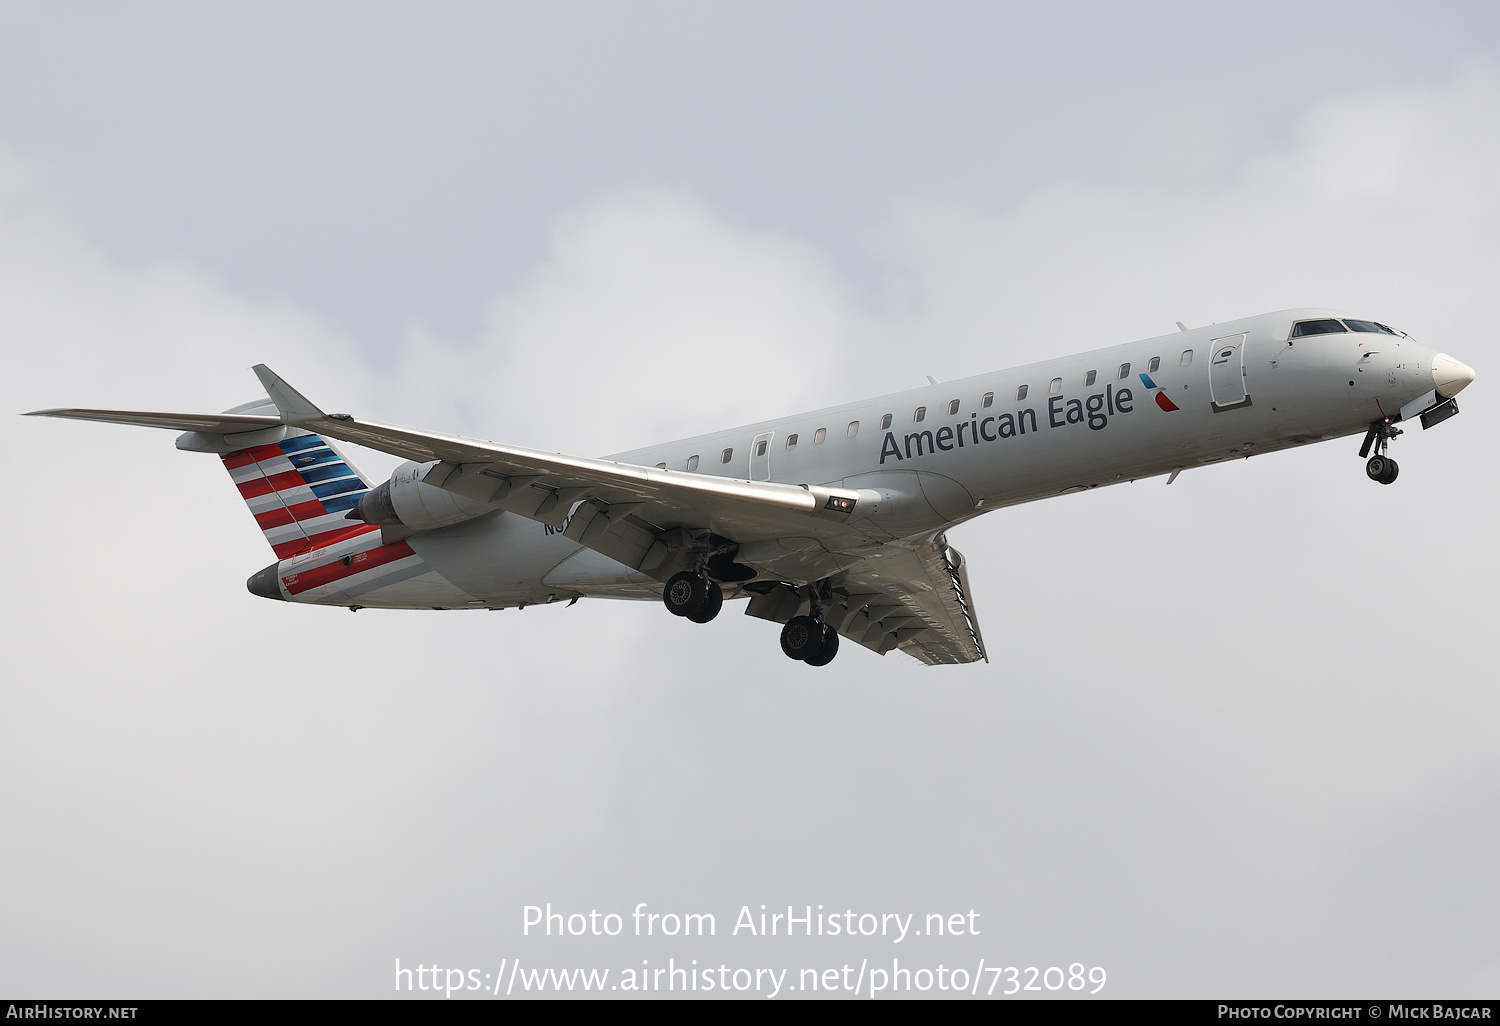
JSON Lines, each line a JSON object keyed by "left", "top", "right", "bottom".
{"left": 1359, "top": 419, "right": 1402, "bottom": 485}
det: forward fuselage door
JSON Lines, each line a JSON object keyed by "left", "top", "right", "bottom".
{"left": 750, "top": 431, "right": 774, "bottom": 481}
{"left": 1209, "top": 333, "right": 1250, "bottom": 407}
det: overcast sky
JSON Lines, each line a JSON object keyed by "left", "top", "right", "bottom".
{"left": 2, "top": 2, "right": 1497, "bottom": 999}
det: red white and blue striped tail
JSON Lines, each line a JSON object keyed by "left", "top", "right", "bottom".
{"left": 26, "top": 396, "right": 384, "bottom": 561}
{"left": 222, "top": 430, "right": 380, "bottom": 558}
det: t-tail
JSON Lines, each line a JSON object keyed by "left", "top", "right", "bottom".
{"left": 26, "top": 375, "right": 429, "bottom": 606}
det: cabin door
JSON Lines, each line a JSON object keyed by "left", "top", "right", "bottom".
{"left": 1209, "top": 333, "right": 1249, "bottom": 407}
{"left": 750, "top": 431, "right": 774, "bottom": 481}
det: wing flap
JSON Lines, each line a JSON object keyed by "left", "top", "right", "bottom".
{"left": 740, "top": 537, "right": 990, "bottom": 666}
{"left": 835, "top": 538, "right": 988, "bottom": 665}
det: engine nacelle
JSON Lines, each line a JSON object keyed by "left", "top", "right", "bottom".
{"left": 351, "top": 460, "right": 494, "bottom": 532}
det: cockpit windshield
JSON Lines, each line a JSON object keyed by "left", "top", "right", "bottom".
{"left": 1290, "top": 318, "right": 1346, "bottom": 337}
{"left": 1342, "top": 319, "right": 1398, "bottom": 334}
{"left": 1290, "top": 317, "right": 1401, "bottom": 338}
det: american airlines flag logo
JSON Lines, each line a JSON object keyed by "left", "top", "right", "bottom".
{"left": 1138, "top": 372, "right": 1181, "bottom": 412}
{"left": 221, "top": 433, "right": 377, "bottom": 558}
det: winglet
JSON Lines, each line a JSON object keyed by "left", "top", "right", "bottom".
{"left": 252, "top": 364, "right": 325, "bottom": 423}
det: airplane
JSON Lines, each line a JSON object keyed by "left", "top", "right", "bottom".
{"left": 27, "top": 308, "right": 1475, "bottom": 667}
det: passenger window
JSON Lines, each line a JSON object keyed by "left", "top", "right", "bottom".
{"left": 686, "top": 455, "right": 699, "bottom": 471}
{"left": 814, "top": 427, "right": 827, "bottom": 444}
{"left": 847, "top": 421, "right": 859, "bottom": 437}
{"left": 785, "top": 433, "right": 798, "bottom": 449}
{"left": 880, "top": 413, "right": 892, "bottom": 430}
{"left": 914, "top": 406, "right": 926, "bottom": 422}
{"left": 1016, "top": 384, "right": 1029, "bottom": 401}
{"left": 720, "top": 448, "right": 733, "bottom": 464}
{"left": 755, "top": 440, "right": 768, "bottom": 457}
{"left": 1180, "top": 350, "right": 1193, "bottom": 366}
{"left": 1085, "top": 370, "right": 1097, "bottom": 386}
{"left": 1290, "top": 318, "right": 1347, "bottom": 337}
{"left": 655, "top": 462, "right": 666, "bottom": 469}
{"left": 1049, "top": 377, "right": 1062, "bottom": 394}
{"left": 982, "top": 392, "right": 993, "bottom": 408}
{"left": 1148, "top": 356, "right": 1161, "bottom": 373}
{"left": 1118, "top": 363, "right": 1130, "bottom": 379}
{"left": 948, "top": 399, "right": 960, "bottom": 416}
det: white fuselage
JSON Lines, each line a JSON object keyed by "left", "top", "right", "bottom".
{"left": 297, "top": 307, "right": 1461, "bottom": 610}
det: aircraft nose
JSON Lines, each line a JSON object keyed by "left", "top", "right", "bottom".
{"left": 1432, "top": 353, "right": 1476, "bottom": 397}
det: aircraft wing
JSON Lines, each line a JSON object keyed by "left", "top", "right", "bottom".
{"left": 253, "top": 365, "right": 885, "bottom": 584}
{"left": 30, "top": 367, "right": 991, "bottom": 664}
{"left": 26, "top": 408, "right": 283, "bottom": 434}
{"left": 29, "top": 391, "right": 870, "bottom": 572}
{"left": 333, "top": 411, "right": 879, "bottom": 559}
{"left": 319, "top": 395, "right": 993, "bottom": 662}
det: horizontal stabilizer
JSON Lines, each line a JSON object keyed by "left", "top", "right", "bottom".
{"left": 25, "top": 408, "right": 283, "bottom": 433}
{"left": 252, "top": 364, "right": 326, "bottom": 423}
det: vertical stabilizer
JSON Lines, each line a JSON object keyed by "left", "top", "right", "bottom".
{"left": 213, "top": 400, "right": 379, "bottom": 557}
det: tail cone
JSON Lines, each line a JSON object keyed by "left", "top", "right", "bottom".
{"left": 247, "top": 562, "right": 287, "bottom": 601}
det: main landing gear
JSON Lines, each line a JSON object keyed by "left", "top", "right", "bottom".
{"left": 1359, "top": 420, "right": 1402, "bottom": 485}
{"left": 780, "top": 615, "right": 840, "bottom": 667}
{"left": 662, "top": 571, "right": 723, "bottom": 623}
{"left": 662, "top": 570, "right": 842, "bottom": 666}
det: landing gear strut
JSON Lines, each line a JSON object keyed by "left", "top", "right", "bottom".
{"left": 1359, "top": 420, "right": 1402, "bottom": 485}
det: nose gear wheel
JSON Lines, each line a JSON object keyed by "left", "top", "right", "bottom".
{"left": 1366, "top": 455, "right": 1399, "bottom": 485}
{"left": 1358, "top": 419, "right": 1403, "bottom": 485}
